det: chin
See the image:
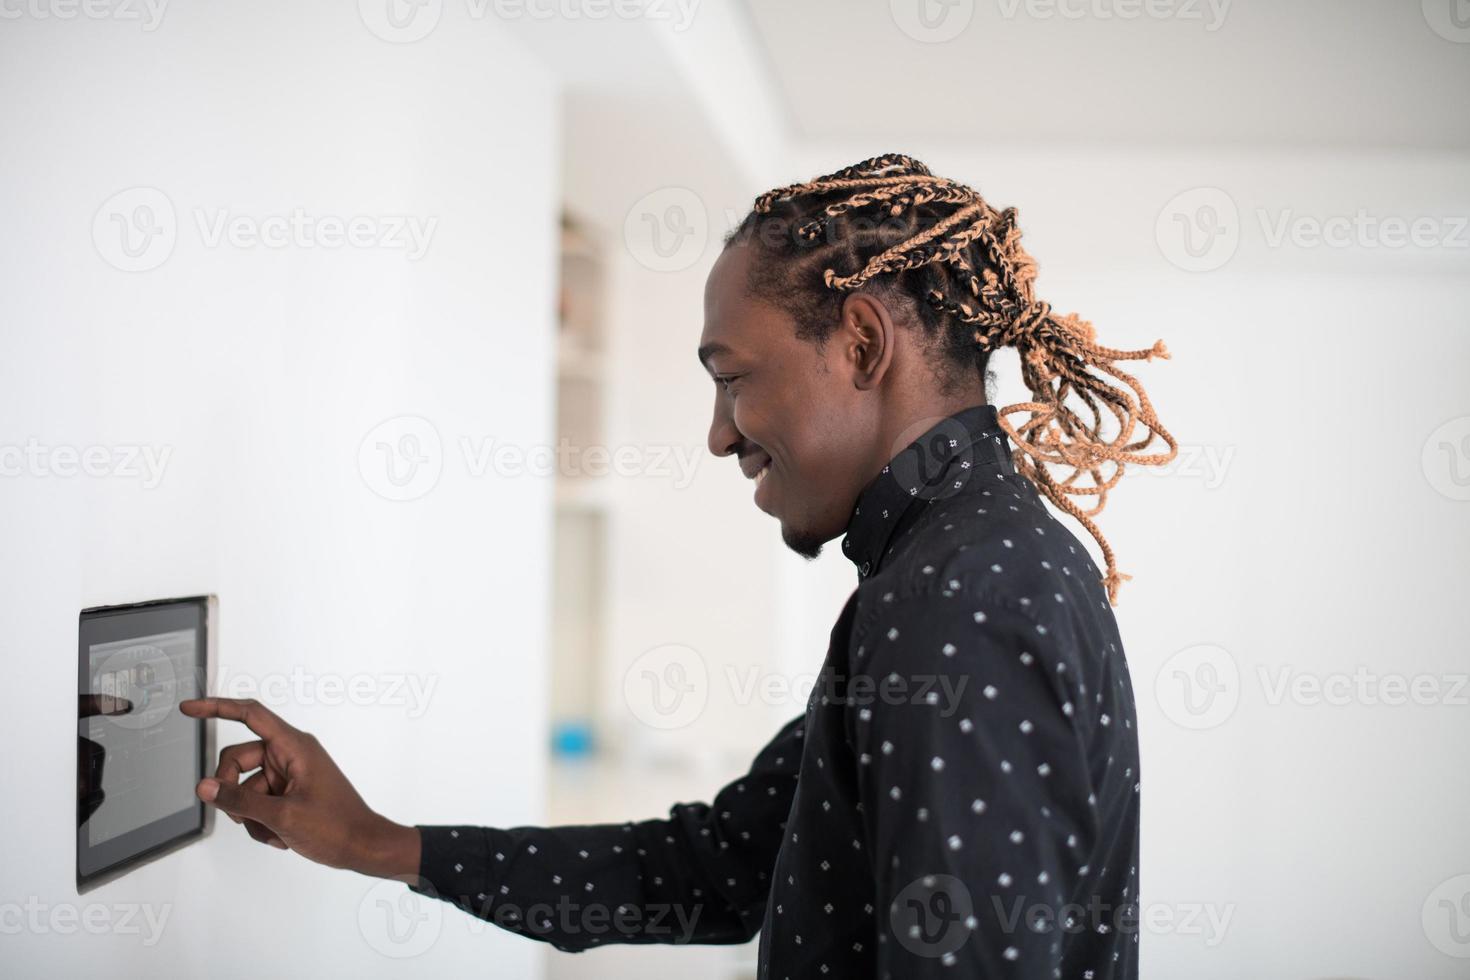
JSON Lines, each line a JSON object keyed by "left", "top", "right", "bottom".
{"left": 779, "top": 522, "right": 828, "bottom": 560}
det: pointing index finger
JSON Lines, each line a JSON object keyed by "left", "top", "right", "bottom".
{"left": 179, "top": 697, "right": 296, "bottom": 741}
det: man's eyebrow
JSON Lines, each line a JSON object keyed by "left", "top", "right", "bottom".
{"left": 697, "top": 341, "right": 733, "bottom": 371}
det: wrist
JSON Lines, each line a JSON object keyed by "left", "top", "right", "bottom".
{"left": 355, "top": 816, "right": 421, "bottom": 881}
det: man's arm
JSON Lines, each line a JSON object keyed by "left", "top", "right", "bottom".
{"left": 178, "top": 696, "right": 802, "bottom": 953}
{"left": 407, "top": 714, "right": 805, "bottom": 952}
{"left": 845, "top": 591, "right": 1099, "bottom": 976}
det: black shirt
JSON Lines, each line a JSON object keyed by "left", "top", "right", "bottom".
{"left": 410, "top": 403, "right": 1142, "bottom": 979}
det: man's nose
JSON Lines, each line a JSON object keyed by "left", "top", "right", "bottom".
{"left": 707, "top": 393, "right": 741, "bottom": 459}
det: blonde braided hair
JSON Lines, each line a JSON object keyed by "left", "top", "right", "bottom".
{"left": 736, "top": 153, "right": 1178, "bottom": 605}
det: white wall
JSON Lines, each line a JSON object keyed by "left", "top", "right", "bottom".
{"left": 0, "top": 6, "right": 560, "bottom": 977}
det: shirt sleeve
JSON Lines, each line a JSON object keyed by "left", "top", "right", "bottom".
{"left": 845, "top": 590, "right": 1100, "bottom": 977}
{"left": 406, "top": 714, "right": 804, "bottom": 952}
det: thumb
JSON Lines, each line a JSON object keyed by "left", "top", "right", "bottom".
{"left": 198, "top": 776, "right": 286, "bottom": 829}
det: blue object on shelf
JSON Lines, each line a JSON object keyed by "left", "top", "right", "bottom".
{"left": 551, "top": 720, "right": 595, "bottom": 758}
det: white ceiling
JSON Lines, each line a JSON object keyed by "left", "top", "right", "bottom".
{"left": 741, "top": 0, "right": 1470, "bottom": 150}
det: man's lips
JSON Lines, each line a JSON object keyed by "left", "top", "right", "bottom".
{"left": 740, "top": 454, "right": 772, "bottom": 482}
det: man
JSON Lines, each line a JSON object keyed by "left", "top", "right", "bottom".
{"left": 181, "top": 154, "right": 1177, "bottom": 978}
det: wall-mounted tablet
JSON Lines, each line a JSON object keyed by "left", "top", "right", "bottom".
{"left": 77, "top": 596, "right": 214, "bottom": 892}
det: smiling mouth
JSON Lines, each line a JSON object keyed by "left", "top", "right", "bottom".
{"left": 752, "top": 461, "right": 771, "bottom": 487}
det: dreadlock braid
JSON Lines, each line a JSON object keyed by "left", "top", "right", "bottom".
{"left": 727, "top": 154, "right": 1178, "bottom": 605}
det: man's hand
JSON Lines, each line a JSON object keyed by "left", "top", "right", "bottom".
{"left": 178, "top": 697, "right": 420, "bottom": 880}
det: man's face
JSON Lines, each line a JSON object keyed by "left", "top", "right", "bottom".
{"left": 698, "top": 243, "right": 880, "bottom": 558}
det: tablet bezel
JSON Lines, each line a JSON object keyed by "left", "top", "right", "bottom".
{"left": 76, "top": 596, "right": 216, "bottom": 894}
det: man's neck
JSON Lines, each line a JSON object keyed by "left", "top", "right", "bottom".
{"left": 869, "top": 392, "right": 990, "bottom": 476}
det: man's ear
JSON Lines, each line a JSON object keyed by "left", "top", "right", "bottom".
{"left": 839, "top": 292, "right": 896, "bottom": 391}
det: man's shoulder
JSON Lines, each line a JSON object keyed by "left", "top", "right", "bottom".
{"left": 840, "top": 492, "right": 1133, "bottom": 750}
{"left": 876, "top": 488, "right": 1106, "bottom": 599}
{"left": 847, "top": 487, "right": 1123, "bottom": 669}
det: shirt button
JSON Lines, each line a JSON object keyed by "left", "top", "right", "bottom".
{"left": 860, "top": 561, "right": 871, "bottom": 577}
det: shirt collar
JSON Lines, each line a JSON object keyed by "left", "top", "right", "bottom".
{"left": 839, "top": 403, "right": 1015, "bottom": 581}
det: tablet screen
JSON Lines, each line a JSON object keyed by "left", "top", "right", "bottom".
{"left": 77, "top": 598, "right": 209, "bottom": 889}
